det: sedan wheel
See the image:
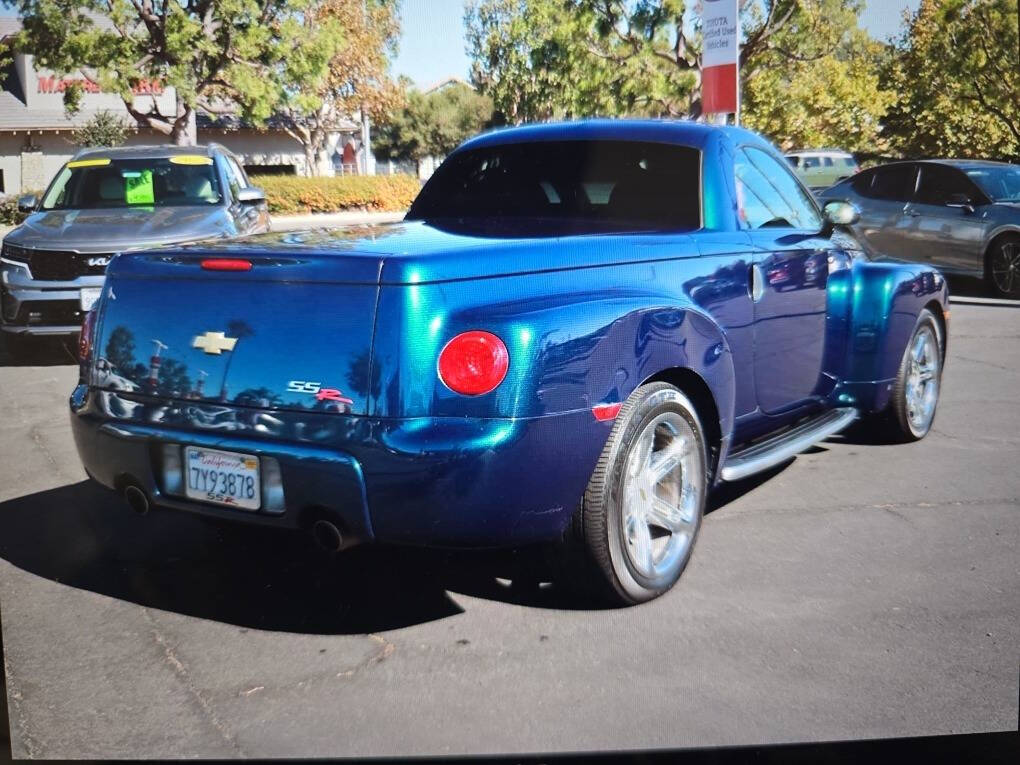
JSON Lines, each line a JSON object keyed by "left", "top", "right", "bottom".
{"left": 988, "top": 237, "right": 1020, "bottom": 299}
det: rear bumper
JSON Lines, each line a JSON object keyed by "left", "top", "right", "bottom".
{"left": 69, "top": 386, "right": 609, "bottom": 547}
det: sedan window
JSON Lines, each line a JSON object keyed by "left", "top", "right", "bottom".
{"left": 964, "top": 165, "right": 1020, "bottom": 202}
{"left": 916, "top": 164, "right": 983, "bottom": 205}
{"left": 863, "top": 164, "right": 918, "bottom": 202}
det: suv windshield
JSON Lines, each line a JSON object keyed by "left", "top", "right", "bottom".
{"left": 40, "top": 156, "right": 222, "bottom": 210}
{"left": 407, "top": 140, "right": 701, "bottom": 233}
{"left": 964, "top": 165, "right": 1020, "bottom": 202}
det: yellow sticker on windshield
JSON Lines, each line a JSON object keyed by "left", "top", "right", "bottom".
{"left": 124, "top": 169, "right": 155, "bottom": 205}
{"left": 67, "top": 158, "right": 111, "bottom": 168}
{"left": 169, "top": 155, "right": 213, "bottom": 165}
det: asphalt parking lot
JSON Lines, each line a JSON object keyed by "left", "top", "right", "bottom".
{"left": 1, "top": 284, "right": 1018, "bottom": 758}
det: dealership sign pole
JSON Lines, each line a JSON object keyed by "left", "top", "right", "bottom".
{"left": 701, "top": 0, "right": 740, "bottom": 125}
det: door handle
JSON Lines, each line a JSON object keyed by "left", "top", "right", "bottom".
{"left": 750, "top": 264, "right": 765, "bottom": 302}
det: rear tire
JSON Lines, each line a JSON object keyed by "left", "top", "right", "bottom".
{"left": 562, "top": 382, "right": 708, "bottom": 606}
{"left": 985, "top": 235, "right": 1020, "bottom": 299}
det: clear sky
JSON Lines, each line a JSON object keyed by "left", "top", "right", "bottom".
{"left": 390, "top": 0, "right": 923, "bottom": 88}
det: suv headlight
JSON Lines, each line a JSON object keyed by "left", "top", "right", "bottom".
{"left": 0, "top": 241, "right": 31, "bottom": 265}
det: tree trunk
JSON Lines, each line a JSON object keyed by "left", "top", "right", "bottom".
{"left": 170, "top": 103, "right": 197, "bottom": 146}
{"left": 302, "top": 143, "right": 317, "bottom": 177}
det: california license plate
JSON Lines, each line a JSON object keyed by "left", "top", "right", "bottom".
{"left": 80, "top": 287, "right": 102, "bottom": 311}
{"left": 185, "top": 447, "right": 261, "bottom": 511}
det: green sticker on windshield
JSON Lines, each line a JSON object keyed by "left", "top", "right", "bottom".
{"left": 124, "top": 169, "right": 154, "bottom": 204}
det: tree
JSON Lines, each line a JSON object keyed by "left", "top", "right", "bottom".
{"left": 882, "top": 0, "right": 1019, "bottom": 160}
{"left": 71, "top": 109, "right": 131, "bottom": 148}
{"left": 2, "top": 0, "right": 344, "bottom": 145}
{"left": 741, "top": 21, "right": 894, "bottom": 152}
{"left": 465, "top": 0, "right": 878, "bottom": 126}
{"left": 373, "top": 81, "right": 494, "bottom": 170}
{"left": 277, "top": 0, "right": 403, "bottom": 176}
{"left": 104, "top": 325, "right": 136, "bottom": 374}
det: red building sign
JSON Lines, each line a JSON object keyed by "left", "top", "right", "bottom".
{"left": 37, "top": 76, "right": 164, "bottom": 96}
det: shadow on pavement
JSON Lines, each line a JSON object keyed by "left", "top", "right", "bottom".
{"left": 0, "top": 335, "right": 78, "bottom": 367}
{"left": 0, "top": 462, "right": 789, "bottom": 630}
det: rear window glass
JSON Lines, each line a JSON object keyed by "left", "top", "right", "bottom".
{"left": 41, "top": 156, "right": 222, "bottom": 210}
{"left": 407, "top": 140, "right": 701, "bottom": 233}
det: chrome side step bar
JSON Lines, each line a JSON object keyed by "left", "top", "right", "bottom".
{"left": 720, "top": 407, "right": 858, "bottom": 482}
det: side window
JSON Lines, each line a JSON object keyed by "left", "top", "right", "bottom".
{"left": 786, "top": 156, "right": 801, "bottom": 168}
{"left": 734, "top": 147, "right": 822, "bottom": 230}
{"left": 803, "top": 157, "right": 820, "bottom": 169}
{"left": 915, "top": 164, "right": 980, "bottom": 205}
{"left": 869, "top": 164, "right": 918, "bottom": 202}
{"left": 823, "top": 157, "right": 834, "bottom": 167}
{"left": 851, "top": 168, "right": 875, "bottom": 195}
{"left": 222, "top": 155, "right": 247, "bottom": 201}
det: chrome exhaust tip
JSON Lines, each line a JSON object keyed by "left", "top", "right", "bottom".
{"left": 311, "top": 519, "right": 343, "bottom": 552}
{"left": 124, "top": 485, "right": 150, "bottom": 515}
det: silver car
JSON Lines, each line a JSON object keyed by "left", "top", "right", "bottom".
{"left": 820, "top": 159, "right": 1020, "bottom": 298}
{"left": 1, "top": 143, "right": 270, "bottom": 355}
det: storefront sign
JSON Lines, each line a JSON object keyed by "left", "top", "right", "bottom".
{"left": 701, "top": 0, "right": 739, "bottom": 116}
{"left": 37, "top": 76, "right": 164, "bottom": 96}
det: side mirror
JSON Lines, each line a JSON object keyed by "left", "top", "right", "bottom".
{"left": 236, "top": 187, "right": 266, "bottom": 205}
{"left": 945, "top": 192, "right": 975, "bottom": 213}
{"left": 821, "top": 200, "right": 860, "bottom": 236}
{"left": 17, "top": 194, "right": 38, "bottom": 213}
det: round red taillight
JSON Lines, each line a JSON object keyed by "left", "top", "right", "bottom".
{"left": 438, "top": 331, "right": 509, "bottom": 396}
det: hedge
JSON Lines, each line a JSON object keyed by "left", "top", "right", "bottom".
{"left": 0, "top": 194, "right": 35, "bottom": 227}
{"left": 250, "top": 174, "right": 421, "bottom": 215}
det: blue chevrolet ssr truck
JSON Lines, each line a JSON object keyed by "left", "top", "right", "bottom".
{"left": 70, "top": 120, "right": 948, "bottom": 605}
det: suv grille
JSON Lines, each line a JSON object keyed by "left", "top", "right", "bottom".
{"left": 27, "top": 250, "right": 112, "bottom": 281}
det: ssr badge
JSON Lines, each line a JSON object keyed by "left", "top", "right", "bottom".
{"left": 286, "top": 380, "right": 354, "bottom": 405}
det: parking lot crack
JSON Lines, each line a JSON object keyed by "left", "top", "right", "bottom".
{"left": 336, "top": 634, "right": 395, "bottom": 679}
{"left": 3, "top": 644, "right": 42, "bottom": 758}
{"left": 141, "top": 608, "right": 247, "bottom": 757}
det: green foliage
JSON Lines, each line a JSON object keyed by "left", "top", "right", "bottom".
{"left": 466, "top": 1, "right": 873, "bottom": 123}
{"left": 882, "top": 0, "right": 1019, "bottom": 160}
{"left": 742, "top": 24, "right": 895, "bottom": 152}
{"left": 277, "top": 0, "right": 404, "bottom": 176}
{"left": 373, "top": 81, "right": 495, "bottom": 163}
{"left": 0, "top": 195, "right": 29, "bottom": 226}
{"left": 72, "top": 110, "right": 131, "bottom": 148}
{"left": 2, "top": 0, "right": 345, "bottom": 144}
{"left": 250, "top": 173, "right": 420, "bottom": 213}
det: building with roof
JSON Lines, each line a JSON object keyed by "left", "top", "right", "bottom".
{"left": 0, "top": 18, "right": 374, "bottom": 195}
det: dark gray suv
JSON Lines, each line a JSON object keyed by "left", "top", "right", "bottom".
{"left": 1, "top": 144, "right": 270, "bottom": 354}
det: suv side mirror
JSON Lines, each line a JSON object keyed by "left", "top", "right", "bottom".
{"left": 821, "top": 200, "right": 860, "bottom": 236}
{"left": 17, "top": 194, "right": 38, "bottom": 213}
{"left": 945, "top": 192, "right": 975, "bottom": 213}
{"left": 236, "top": 187, "right": 266, "bottom": 205}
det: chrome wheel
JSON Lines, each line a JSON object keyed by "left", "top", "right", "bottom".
{"left": 620, "top": 411, "right": 703, "bottom": 582}
{"left": 904, "top": 325, "right": 940, "bottom": 436}
{"left": 990, "top": 240, "right": 1020, "bottom": 297}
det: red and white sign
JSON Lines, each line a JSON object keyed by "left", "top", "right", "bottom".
{"left": 701, "top": 0, "right": 739, "bottom": 116}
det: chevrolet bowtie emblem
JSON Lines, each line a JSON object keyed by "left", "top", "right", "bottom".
{"left": 192, "top": 331, "right": 238, "bottom": 355}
